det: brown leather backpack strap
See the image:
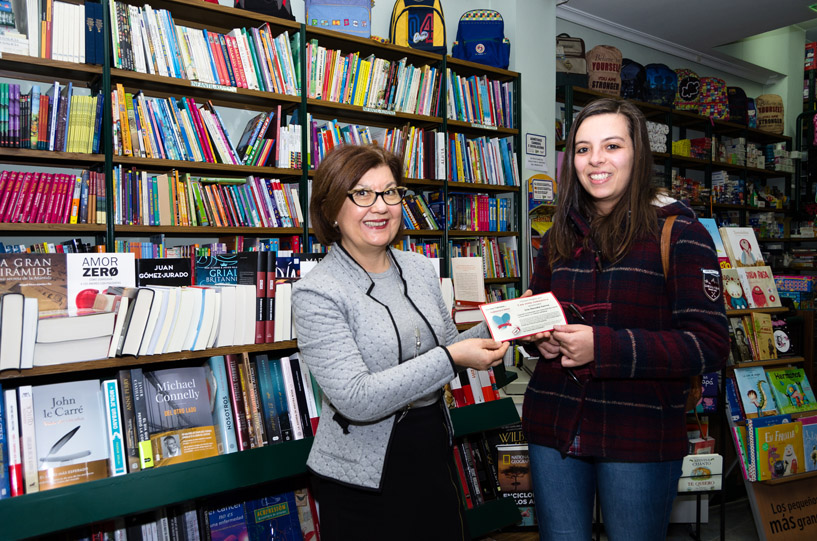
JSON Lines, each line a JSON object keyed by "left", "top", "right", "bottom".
{"left": 661, "top": 215, "right": 678, "bottom": 280}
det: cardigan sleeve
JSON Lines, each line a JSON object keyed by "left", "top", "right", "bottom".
{"left": 292, "top": 280, "right": 460, "bottom": 423}
{"left": 591, "top": 219, "right": 730, "bottom": 380}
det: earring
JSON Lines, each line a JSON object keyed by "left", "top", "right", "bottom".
{"left": 333, "top": 220, "right": 338, "bottom": 227}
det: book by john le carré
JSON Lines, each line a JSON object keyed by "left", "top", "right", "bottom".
{"left": 140, "top": 366, "right": 218, "bottom": 466}
{"left": 31, "top": 380, "right": 109, "bottom": 490}
{"left": 0, "top": 254, "right": 67, "bottom": 311}
{"left": 136, "top": 258, "right": 193, "bottom": 287}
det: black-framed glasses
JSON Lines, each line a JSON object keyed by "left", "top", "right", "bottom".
{"left": 346, "top": 186, "right": 408, "bottom": 207}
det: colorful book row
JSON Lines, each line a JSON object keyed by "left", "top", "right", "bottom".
{"left": 447, "top": 132, "right": 520, "bottom": 186}
{"left": 446, "top": 69, "right": 515, "bottom": 129}
{"left": 112, "top": 167, "right": 302, "bottom": 229}
{"left": 448, "top": 237, "right": 520, "bottom": 280}
{"left": 0, "top": 82, "right": 104, "bottom": 153}
{"left": 401, "top": 193, "right": 439, "bottom": 231}
{"left": 435, "top": 191, "right": 515, "bottom": 233}
{"left": 0, "top": 169, "right": 106, "bottom": 225}
{"left": 306, "top": 40, "right": 442, "bottom": 117}
{"left": 109, "top": 2, "right": 300, "bottom": 96}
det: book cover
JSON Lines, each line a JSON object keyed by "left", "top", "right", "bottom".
{"left": 31, "top": 379, "right": 109, "bottom": 490}
{"left": 101, "top": 379, "right": 127, "bottom": 477}
{"left": 117, "top": 369, "right": 141, "bottom": 473}
{"left": 719, "top": 226, "right": 764, "bottom": 268}
{"left": 207, "top": 503, "right": 247, "bottom": 541}
{"left": 721, "top": 268, "right": 749, "bottom": 310}
{"left": 736, "top": 266, "right": 781, "bottom": 309}
{"left": 746, "top": 413, "right": 793, "bottom": 481}
{"left": 66, "top": 253, "right": 136, "bottom": 314}
{"left": 294, "top": 486, "right": 320, "bottom": 541}
{"left": 244, "top": 491, "right": 304, "bottom": 541}
{"left": 206, "top": 356, "right": 239, "bottom": 455}
{"left": 755, "top": 420, "right": 804, "bottom": 480}
{"left": 734, "top": 365, "right": 778, "bottom": 418}
{"left": 751, "top": 311, "right": 777, "bottom": 360}
{"left": 141, "top": 366, "right": 219, "bottom": 466}
{"left": 771, "top": 314, "right": 798, "bottom": 358}
{"left": 765, "top": 367, "right": 817, "bottom": 414}
{"left": 801, "top": 415, "right": 817, "bottom": 472}
{"left": 496, "top": 442, "right": 535, "bottom": 526}
{"left": 0, "top": 384, "right": 9, "bottom": 499}
{"left": 678, "top": 453, "right": 723, "bottom": 492}
{"left": 135, "top": 258, "right": 192, "bottom": 287}
{"left": 195, "top": 253, "right": 238, "bottom": 286}
{"left": 0, "top": 253, "right": 67, "bottom": 311}
{"left": 2, "top": 388, "right": 22, "bottom": 496}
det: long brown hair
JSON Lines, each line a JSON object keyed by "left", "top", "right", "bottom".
{"left": 549, "top": 98, "right": 660, "bottom": 267}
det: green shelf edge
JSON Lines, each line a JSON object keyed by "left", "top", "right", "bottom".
{"left": 466, "top": 497, "right": 523, "bottom": 538}
{"left": 451, "top": 397, "right": 521, "bottom": 438}
{"left": 1, "top": 438, "right": 313, "bottom": 540}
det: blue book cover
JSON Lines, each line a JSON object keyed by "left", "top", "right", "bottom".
{"left": 206, "top": 356, "right": 238, "bottom": 454}
{"left": 160, "top": 9, "right": 183, "bottom": 79}
{"left": 802, "top": 416, "right": 817, "bottom": 472}
{"left": 102, "top": 379, "right": 127, "bottom": 477}
{"left": 92, "top": 91, "right": 104, "bottom": 154}
{"left": 167, "top": 99, "right": 194, "bottom": 161}
{"left": 195, "top": 254, "right": 238, "bottom": 286}
{"left": 208, "top": 503, "right": 247, "bottom": 541}
{"left": 244, "top": 491, "right": 303, "bottom": 541}
{"left": 255, "top": 354, "right": 283, "bottom": 445}
{"left": 268, "top": 357, "right": 294, "bottom": 441}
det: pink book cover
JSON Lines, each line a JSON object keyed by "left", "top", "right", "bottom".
{"left": 0, "top": 170, "right": 17, "bottom": 220}
{"left": 188, "top": 99, "right": 214, "bottom": 163}
{"left": 42, "top": 173, "right": 59, "bottom": 224}
{"left": 19, "top": 172, "right": 43, "bottom": 223}
{"left": 29, "top": 172, "right": 49, "bottom": 223}
{"left": 6, "top": 171, "right": 32, "bottom": 223}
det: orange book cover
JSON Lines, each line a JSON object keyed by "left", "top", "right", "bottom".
{"left": 176, "top": 175, "right": 190, "bottom": 227}
{"left": 212, "top": 184, "right": 232, "bottom": 227}
{"left": 225, "top": 34, "right": 247, "bottom": 89}
{"left": 207, "top": 32, "right": 229, "bottom": 86}
{"left": 202, "top": 184, "right": 223, "bottom": 227}
{"left": 261, "top": 25, "right": 285, "bottom": 94}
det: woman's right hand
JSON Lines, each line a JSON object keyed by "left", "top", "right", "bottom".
{"left": 446, "top": 338, "right": 510, "bottom": 371}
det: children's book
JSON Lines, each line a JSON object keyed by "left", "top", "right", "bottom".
{"left": 699, "top": 218, "right": 731, "bottom": 268}
{"left": 734, "top": 365, "right": 778, "bottom": 418}
{"left": 719, "top": 226, "right": 764, "bottom": 268}
{"left": 800, "top": 415, "right": 817, "bottom": 473}
{"left": 746, "top": 413, "right": 793, "bottom": 481}
{"left": 751, "top": 311, "right": 777, "bottom": 361}
{"left": 764, "top": 367, "right": 817, "bottom": 414}
{"left": 736, "top": 266, "right": 781, "bottom": 309}
{"left": 729, "top": 317, "right": 753, "bottom": 363}
{"left": 725, "top": 376, "right": 744, "bottom": 421}
{"left": 721, "top": 268, "right": 749, "bottom": 310}
{"left": 755, "top": 420, "right": 803, "bottom": 481}
{"left": 771, "top": 315, "right": 797, "bottom": 358}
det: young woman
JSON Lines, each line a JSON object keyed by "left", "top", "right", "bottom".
{"left": 291, "top": 144, "right": 508, "bottom": 540}
{"left": 521, "top": 98, "right": 730, "bottom": 540}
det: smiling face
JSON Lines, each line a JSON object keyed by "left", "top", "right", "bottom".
{"left": 335, "top": 165, "right": 403, "bottom": 270}
{"left": 573, "top": 113, "right": 635, "bottom": 216}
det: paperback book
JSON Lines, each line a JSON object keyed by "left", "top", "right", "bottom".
{"left": 755, "top": 420, "right": 804, "bottom": 481}
{"left": 734, "top": 365, "right": 778, "bottom": 418}
{"left": 765, "top": 367, "right": 816, "bottom": 414}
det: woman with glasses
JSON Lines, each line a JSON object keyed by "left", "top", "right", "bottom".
{"left": 520, "top": 98, "right": 729, "bottom": 540}
{"left": 292, "top": 144, "right": 508, "bottom": 540}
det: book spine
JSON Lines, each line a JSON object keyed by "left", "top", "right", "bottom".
{"left": 238, "top": 353, "right": 263, "bottom": 447}
{"left": 279, "top": 355, "right": 305, "bottom": 440}
{"left": 268, "top": 356, "right": 294, "bottom": 441}
{"left": 3, "top": 389, "right": 23, "bottom": 497}
{"left": 288, "top": 356, "right": 314, "bottom": 438}
{"left": 225, "top": 353, "right": 252, "bottom": 451}
{"left": 102, "top": 379, "right": 128, "bottom": 477}
{"left": 207, "top": 356, "right": 238, "bottom": 455}
{"left": 117, "top": 369, "right": 142, "bottom": 473}
{"left": 130, "top": 368, "right": 155, "bottom": 469}
{"left": 17, "top": 385, "right": 38, "bottom": 494}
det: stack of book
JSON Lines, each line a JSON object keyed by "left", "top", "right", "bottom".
{"left": 447, "top": 132, "right": 520, "bottom": 186}
{"left": 445, "top": 69, "right": 516, "bottom": 129}
{"left": 0, "top": 169, "right": 106, "bottom": 225}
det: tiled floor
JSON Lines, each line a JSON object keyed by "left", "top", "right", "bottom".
{"left": 480, "top": 497, "right": 759, "bottom": 541}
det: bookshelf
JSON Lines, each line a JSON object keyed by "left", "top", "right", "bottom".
{"left": 0, "top": 1, "right": 525, "bottom": 538}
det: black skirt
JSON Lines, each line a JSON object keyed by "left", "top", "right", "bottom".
{"left": 313, "top": 402, "right": 467, "bottom": 541}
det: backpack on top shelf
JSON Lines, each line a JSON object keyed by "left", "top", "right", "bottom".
{"left": 389, "top": 0, "right": 447, "bottom": 55}
{"left": 451, "top": 10, "right": 510, "bottom": 69}
{"left": 305, "top": 0, "right": 371, "bottom": 37}
{"left": 235, "top": 0, "right": 295, "bottom": 20}
{"left": 556, "top": 33, "right": 588, "bottom": 88}
{"left": 756, "top": 94, "right": 784, "bottom": 134}
{"left": 619, "top": 58, "right": 646, "bottom": 101}
{"left": 643, "top": 63, "right": 677, "bottom": 107}
{"left": 674, "top": 68, "right": 701, "bottom": 112}
{"left": 727, "top": 87, "right": 749, "bottom": 125}
{"left": 698, "top": 77, "right": 729, "bottom": 120}
{"left": 586, "top": 45, "right": 622, "bottom": 97}
{"left": 747, "top": 98, "right": 757, "bottom": 128}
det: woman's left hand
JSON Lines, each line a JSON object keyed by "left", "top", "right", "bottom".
{"left": 551, "top": 324, "right": 595, "bottom": 367}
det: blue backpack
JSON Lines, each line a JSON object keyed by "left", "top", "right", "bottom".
{"left": 643, "top": 63, "right": 677, "bottom": 107}
{"left": 451, "top": 10, "right": 510, "bottom": 69}
{"left": 619, "top": 59, "right": 646, "bottom": 101}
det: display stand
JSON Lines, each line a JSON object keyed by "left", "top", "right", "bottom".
{"left": 743, "top": 471, "right": 817, "bottom": 540}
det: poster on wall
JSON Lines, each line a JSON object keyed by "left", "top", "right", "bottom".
{"left": 528, "top": 174, "right": 557, "bottom": 270}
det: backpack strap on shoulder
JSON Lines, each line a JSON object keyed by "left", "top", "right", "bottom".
{"left": 661, "top": 215, "right": 678, "bottom": 280}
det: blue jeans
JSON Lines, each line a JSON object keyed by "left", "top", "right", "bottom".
{"left": 529, "top": 444, "right": 682, "bottom": 541}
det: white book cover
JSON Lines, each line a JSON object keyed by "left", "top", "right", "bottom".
{"left": 3, "top": 389, "right": 23, "bottom": 496}
{"left": 279, "top": 356, "right": 304, "bottom": 440}
{"left": 719, "top": 226, "right": 764, "bottom": 268}
{"left": 0, "top": 293, "right": 24, "bottom": 371}
{"left": 678, "top": 453, "right": 723, "bottom": 492}
{"left": 274, "top": 282, "right": 292, "bottom": 342}
{"left": 17, "top": 385, "right": 38, "bottom": 494}
{"left": 107, "top": 295, "right": 130, "bottom": 358}
{"left": 66, "top": 253, "right": 135, "bottom": 315}
{"left": 466, "top": 369, "right": 485, "bottom": 404}
{"left": 241, "top": 284, "right": 257, "bottom": 345}
{"left": 175, "top": 24, "right": 196, "bottom": 81}
{"left": 138, "top": 287, "right": 166, "bottom": 356}
{"left": 180, "top": 287, "right": 203, "bottom": 352}
{"left": 151, "top": 287, "right": 179, "bottom": 355}
{"left": 214, "top": 285, "right": 236, "bottom": 348}
{"left": 120, "top": 287, "right": 155, "bottom": 356}
{"left": 205, "top": 287, "right": 222, "bottom": 349}
{"left": 192, "top": 287, "right": 216, "bottom": 351}
{"left": 101, "top": 379, "right": 127, "bottom": 477}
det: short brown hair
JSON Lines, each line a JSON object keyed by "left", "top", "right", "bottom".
{"left": 310, "top": 144, "right": 405, "bottom": 245}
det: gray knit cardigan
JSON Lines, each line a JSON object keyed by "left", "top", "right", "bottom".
{"left": 291, "top": 243, "right": 489, "bottom": 490}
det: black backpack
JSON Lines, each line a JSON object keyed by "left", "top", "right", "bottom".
{"left": 619, "top": 59, "right": 646, "bottom": 101}
{"left": 727, "top": 87, "right": 749, "bottom": 125}
{"left": 643, "top": 63, "right": 677, "bottom": 107}
{"left": 235, "top": 0, "right": 295, "bottom": 20}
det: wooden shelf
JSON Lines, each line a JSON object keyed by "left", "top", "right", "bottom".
{"left": 305, "top": 26, "right": 441, "bottom": 64}
{"left": 448, "top": 230, "right": 519, "bottom": 238}
{"left": 760, "top": 469, "right": 817, "bottom": 485}
{"left": 146, "top": 0, "right": 301, "bottom": 33}
{"left": 0, "top": 223, "right": 107, "bottom": 234}
{"left": 0, "top": 53, "right": 103, "bottom": 82}
{"left": 446, "top": 56, "right": 520, "bottom": 81}
{"left": 111, "top": 156, "right": 303, "bottom": 176}
{"left": 447, "top": 181, "right": 522, "bottom": 194}
{"left": 446, "top": 119, "right": 519, "bottom": 136}
{"left": 0, "top": 147, "right": 104, "bottom": 166}
{"left": 0, "top": 341, "right": 298, "bottom": 381}
{"left": 0, "top": 438, "right": 313, "bottom": 540}
{"left": 306, "top": 98, "right": 444, "bottom": 128}
{"left": 732, "top": 356, "right": 805, "bottom": 369}
{"left": 726, "top": 307, "right": 791, "bottom": 317}
{"left": 114, "top": 225, "right": 303, "bottom": 236}
{"left": 466, "top": 497, "right": 523, "bottom": 538}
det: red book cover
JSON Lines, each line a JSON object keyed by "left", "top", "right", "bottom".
{"left": 41, "top": 173, "right": 57, "bottom": 223}
{"left": 217, "top": 34, "right": 237, "bottom": 88}
{"left": 225, "top": 353, "right": 252, "bottom": 451}
{"left": 265, "top": 250, "right": 275, "bottom": 342}
{"left": 8, "top": 171, "right": 33, "bottom": 223}
{"left": 212, "top": 184, "right": 233, "bottom": 227}
{"left": 51, "top": 173, "right": 69, "bottom": 224}
{"left": 58, "top": 173, "right": 74, "bottom": 223}
{"left": 0, "top": 171, "right": 9, "bottom": 213}
{"left": 225, "top": 34, "right": 247, "bottom": 89}
{"left": 0, "top": 170, "right": 19, "bottom": 221}
{"left": 459, "top": 371, "right": 475, "bottom": 405}
{"left": 452, "top": 446, "right": 474, "bottom": 509}
{"left": 217, "top": 184, "right": 238, "bottom": 227}
{"left": 448, "top": 373, "right": 467, "bottom": 408}
{"left": 290, "top": 234, "right": 300, "bottom": 253}
{"left": 188, "top": 99, "right": 216, "bottom": 163}
{"left": 247, "top": 178, "right": 269, "bottom": 228}
{"left": 29, "top": 172, "right": 49, "bottom": 223}
{"left": 19, "top": 171, "right": 44, "bottom": 223}
{"left": 209, "top": 32, "right": 230, "bottom": 87}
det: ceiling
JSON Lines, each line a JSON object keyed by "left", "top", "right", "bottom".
{"left": 557, "top": 0, "right": 817, "bottom": 83}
